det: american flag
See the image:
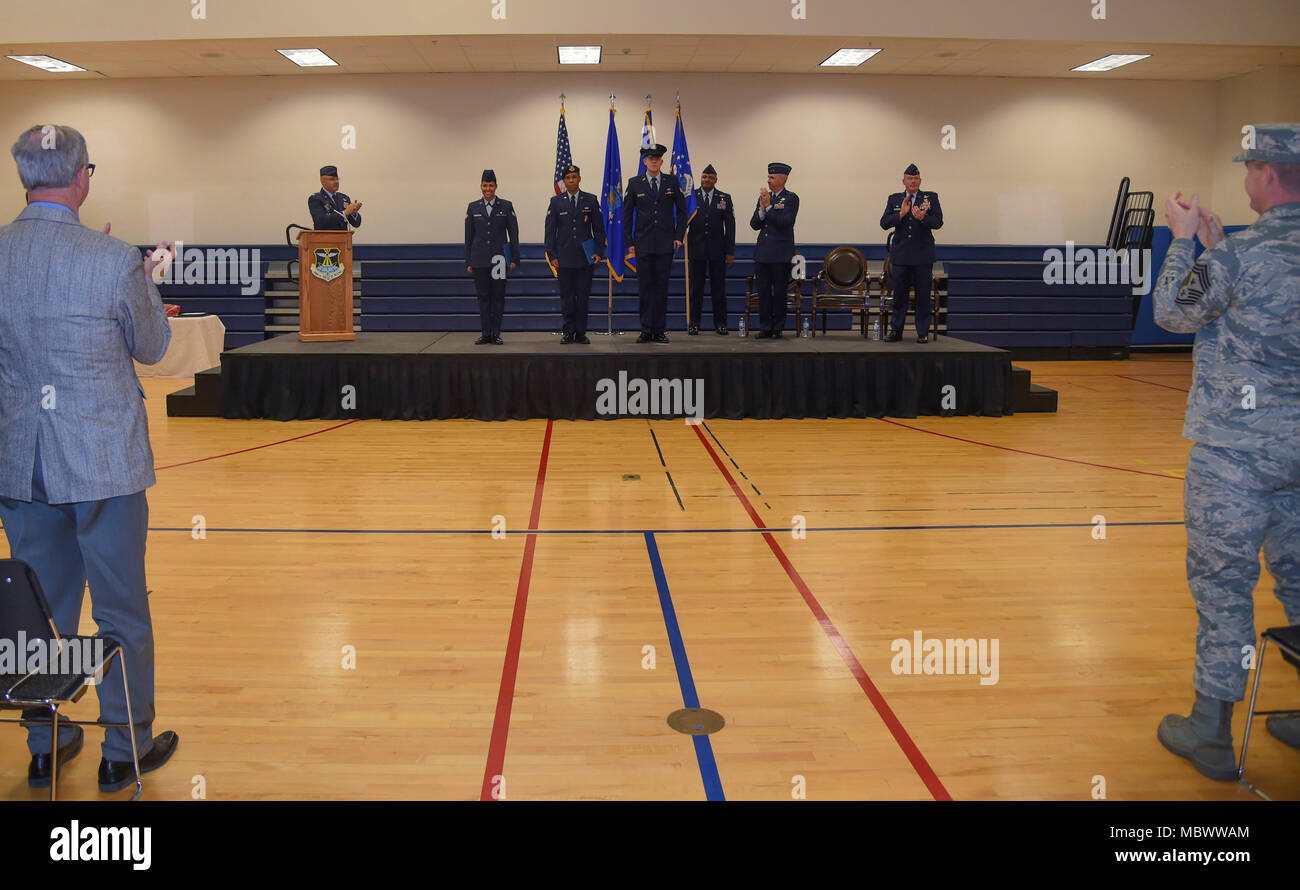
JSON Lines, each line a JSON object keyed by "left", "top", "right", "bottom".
{"left": 553, "top": 108, "right": 573, "bottom": 195}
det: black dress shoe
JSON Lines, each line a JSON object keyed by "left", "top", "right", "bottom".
{"left": 99, "top": 730, "right": 179, "bottom": 793}
{"left": 771, "top": 330, "right": 784, "bottom": 339}
{"left": 883, "top": 330, "right": 902, "bottom": 342}
{"left": 475, "top": 335, "right": 491, "bottom": 345}
{"left": 687, "top": 325, "right": 699, "bottom": 335}
{"left": 754, "top": 330, "right": 771, "bottom": 339}
{"left": 575, "top": 334, "right": 591, "bottom": 344}
{"left": 653, "top": 333, "right": 670, "bottom": 343}
{"left": 28, "top": 725, "right": 84, "bottom": 788}
{"left": 917, "top": 334, "right": 929, "bottom": 344}
{"left": 560, "top": 333, "right": 575, "bottom": 344}
{"left": 637, "top": 333, "right": 652, "bottom": 343}
{"left": 715, "top": 326, "right": 728, "bottom": 335}
{"left": 491, "top": 336, "right": 504, "bottom": 345}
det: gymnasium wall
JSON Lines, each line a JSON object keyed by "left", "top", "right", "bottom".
{"left": 2, "top": 70, "right": 1265, "bottom": 248}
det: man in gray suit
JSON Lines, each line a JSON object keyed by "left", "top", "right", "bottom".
{"left": 0, "top": 125, "right": 179, "bottom": 792}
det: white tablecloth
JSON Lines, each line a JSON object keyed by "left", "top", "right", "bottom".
{"left": 134, "top": 315, "right": 226, "bottom": 377}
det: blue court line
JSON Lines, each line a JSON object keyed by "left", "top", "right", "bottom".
{"left": 643, "top": 531, "right": 725, "bottom": 802}
{"left": 135, "top": 520, "right": 1185, "bottom": 535}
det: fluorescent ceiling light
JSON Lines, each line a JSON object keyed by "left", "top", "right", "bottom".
{"left": 276, "top": 49, "right": 339, "bottom": 68}
{"left": 6, "top": 55, "right": 85, "bottom": 73}
{"left": 558, "top": 46, "right": 601, "bottom": 65}
{"left": 820, "top": 48, "right": 882, "bottom": 67}
{"left": 1071, "top": 54, "right": 1150, "bottom": 72}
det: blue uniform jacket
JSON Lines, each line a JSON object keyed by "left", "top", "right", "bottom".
{"left": 880, "top": 190, "right": 943, "bottom": 265}
{"left": 464, "top": 197, "right": 521, "bottom": 268}
{"left": 545, "top": 190, "right": 605, "bottom": 268}
{"left": 686, "top": 189, "right": 736, "bottom": 260}
{"left": 623, "top": 173, "right": 688, "bottom": 255}
{"left": 308, "top": 188, "right": 362, "bottom": 230}
{"left": 749, "top": 190, "right": 799, "bottom": 264}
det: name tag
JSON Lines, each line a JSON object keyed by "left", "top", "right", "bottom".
{"left": 559, "top": 210, "right": 569, "bottom": 216}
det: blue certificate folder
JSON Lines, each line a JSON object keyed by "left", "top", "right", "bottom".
{"left": 582, "top": 238, "right": 597, "bottom": 261}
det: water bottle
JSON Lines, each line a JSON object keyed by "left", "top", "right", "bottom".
{"left": 872, "top": 318, "right": 881, "bottom": 340}
{"left": 738, "top": 316, "right": 747, "bottom": 337}
{"left": 801, "top": 318, "right": 810, "bottom": 338}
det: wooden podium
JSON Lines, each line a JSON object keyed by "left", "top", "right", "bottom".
{"left": 298, "top": 230, "right": 355, "bottom": 341}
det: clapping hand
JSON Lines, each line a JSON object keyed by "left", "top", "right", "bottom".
{"left": 900, "top": 195, "right": 912, "bottom": 220}
{"left": 1196, "top": 206, "right": 1225, "bottom": 249}
{"left": 1165, "top": 191, "right": 1201, "bottom": 240}
{"left": 911, "top": 203, "right": 927, "bottom": 220}
{"left": 759, "top": 188, "right": 771, "bottom": 210}
{"left": 144, "top": 241, "right": 175, "bottom": 283}
{"left": 345, "top": 200, "right": 362, "bottom": 215}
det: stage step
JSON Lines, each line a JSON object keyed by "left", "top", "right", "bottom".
{"left": 164, "top": 365, "right": 222, "bottom": 416}
{"left": 1010, "top": 365, "right": 1058, "bottom": 413}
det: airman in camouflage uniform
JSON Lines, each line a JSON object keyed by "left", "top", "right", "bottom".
{"left": 1153, "top": 122, "right": 1300, "bottom": 780}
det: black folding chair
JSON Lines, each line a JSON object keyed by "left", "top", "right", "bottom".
{"left": 1238, "top": 625, "right": 1300, "bottom": 799}
{"left": 0, "top": 559, "right": 142, "bottom": 800}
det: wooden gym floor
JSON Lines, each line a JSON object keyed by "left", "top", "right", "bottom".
{"left": 3, "top": 352, "right": 1297, "bottom": 801}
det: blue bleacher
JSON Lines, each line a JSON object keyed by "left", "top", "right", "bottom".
{"left": 142, "top": 241, "right": 1136, "bottom": 354}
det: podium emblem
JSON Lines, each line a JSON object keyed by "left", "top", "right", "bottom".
{"left": 310, "top": 247, "right": 343, "bottom": 282}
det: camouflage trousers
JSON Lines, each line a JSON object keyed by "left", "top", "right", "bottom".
{"left": 1185, "top": 443, "right": 1300, "bottom": 701}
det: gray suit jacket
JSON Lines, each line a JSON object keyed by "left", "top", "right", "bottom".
{"left": 0, "top": 204, "right": 171, "bottom": 504}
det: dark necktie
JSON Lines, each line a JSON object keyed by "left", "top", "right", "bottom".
{"left": 652, "top": 177, "right": 659, "bottom": 196}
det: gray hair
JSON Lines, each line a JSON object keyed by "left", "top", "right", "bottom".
{"left": 10, "top": 124, "right": 88, "bottom": 190}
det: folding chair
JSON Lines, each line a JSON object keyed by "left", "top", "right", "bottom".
{"left": 0, "top": 559, "right": 143, "bottom": 800}
{"left": 1237, "top": 624, "right": 1300, "bottom": 800}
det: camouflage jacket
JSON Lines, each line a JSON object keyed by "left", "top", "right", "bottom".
{"left": 1153, "top": 202, "right": 1300, "bottom": 453}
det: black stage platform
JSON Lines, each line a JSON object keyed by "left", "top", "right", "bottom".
{"left": 167, "top": 332, "right": 1058, "bottom": 421}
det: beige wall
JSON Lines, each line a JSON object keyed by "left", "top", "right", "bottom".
{"left": 1213, "top": 66, "right": 1300, "bottom": 217}
{"left": 0, "top": 69, "right": 1286, "bottom": 247}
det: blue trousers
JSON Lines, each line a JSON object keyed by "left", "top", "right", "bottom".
{"left": 754, "top": 261, "right": 790, "bottom": 333}
{"left": 0, "top": 453, "right": 156, "bottom": 761}
{"left": 557, "top": 265, "right": 593, "bottom": 336}
{"left": 636, "top": 251, "right": 673, "bottom": 335}
{"left": 891, "top": 263, "right": 933, "bottom": 337}
{"left": 1184, "top": 443, "right": 1300, "bottom": 700}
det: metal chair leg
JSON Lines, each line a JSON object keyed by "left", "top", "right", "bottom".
{"left": 118, "top": 654, "right": 144, "bottom": 801}
{"left": 1238, "top": 637, "right": 1268, "bottom": 781}
{"left": 48, "top": 703, "right": 59, "bottom": 802}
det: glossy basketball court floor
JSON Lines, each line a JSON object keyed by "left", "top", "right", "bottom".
{"left": 3, "top": 353, "right": 1297, "bottom": 801}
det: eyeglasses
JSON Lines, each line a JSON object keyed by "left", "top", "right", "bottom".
{"left": 85, "top": 163, "right": 95, "bottom": 178}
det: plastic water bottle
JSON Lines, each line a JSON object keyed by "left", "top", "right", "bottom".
{"left": 801, "top": 318, "right": 810, "bottom": 338}
{"left": 872, "top": 318, "right": 881, "bottom": 340}
{"left": 738, "top": 316, "right": 747, "bottom": 337}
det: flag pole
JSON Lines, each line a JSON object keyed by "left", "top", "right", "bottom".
{"left": 677, "top": 94, "right": 690, "bottom": 330}
{"left": 608, "top": 93, "right": 615, "bottom": 336}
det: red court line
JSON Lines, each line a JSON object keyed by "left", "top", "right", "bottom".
{"left": 1117, "top": 375, "right": 1191, "bottom": 393}
{"left": 876, "top": 419, "right": 1182, "bottom": 480}
{"left": 691, "top": 425, "right": 952, "bottom": 801}
{"left": 154, "top": 420, "right": 360, "bottom": 470}
{"left": 481, "top": 419, "right": 554, "bottom": 801}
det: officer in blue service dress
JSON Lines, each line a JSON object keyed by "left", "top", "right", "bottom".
{"left": 686, "top": 164, "right": 736, "bottom": 335}
{"left": 465, "top": 169, "right": 520, "bottom": 345}
{"left": 308, "top": 165, "right": 362, "bottom": 230}
{"left": 749, "top": 162, "right": 799, "bottom": 338}
{"left": 624, "top": 144, "right": 688, "bottom": 343}
{"left": 544, "top": 164, "right": 604, "bottom": 344}
{"left": 879, "top": 163, "right": 943, "bottom": 342}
